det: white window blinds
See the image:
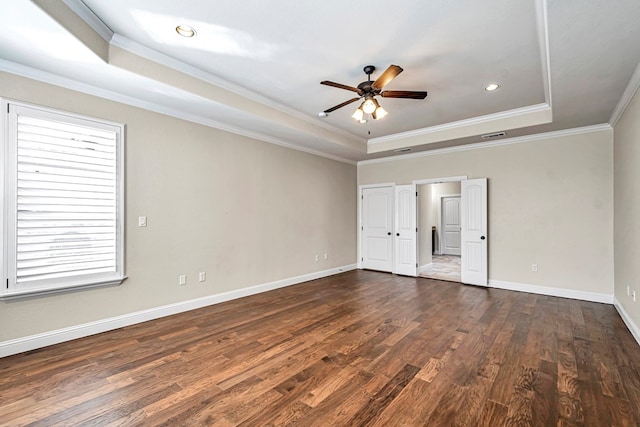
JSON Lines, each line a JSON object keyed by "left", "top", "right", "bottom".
{"left": 3, "top": 102, "right": 125, "bottom": 297}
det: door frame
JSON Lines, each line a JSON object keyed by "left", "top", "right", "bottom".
{"left": 414, "top": 177, "right": 467, "bottom": 253}
{"left": 413, "top": 176, "right": 468, "bottom": 186}
{"left": 413, "top": 176, "right": 467, "bottom": 276}
{"left": 358, "top": 183, "right": 396, "bottom": 269}
{"left": 438, "top": 193, "right": 461, "bottom": 255}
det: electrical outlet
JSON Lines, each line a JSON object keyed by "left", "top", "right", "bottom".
{"left": 315, "top": 255, "right": 319, "bottom": 262}
{"left": 324, "top": 253, "right": 328, "bottom": 260}
{"left": 633, "top": 290, "right": 637, "bottom": 302}
{"left": 179, "top": 274, "right": 186, "bottom": 286}
{"left": 199, "top": 272, "right": 206, "bottom": 282}
{"left": 628, "top": 285, "right": 631, "bottom": 296}
{"left": 531, "top": 264, "right": 538, "bottom": 272}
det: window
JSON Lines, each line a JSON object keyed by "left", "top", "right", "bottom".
{"left": 1, "top": 100, "right": 125, "bottom": 299}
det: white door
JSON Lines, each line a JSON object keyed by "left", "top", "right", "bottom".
{"left": 393, "top": 185, "right": 417, "bottom": 276}
{"left": 441, "top": 196, "right": 461, "bottom": 255}
{"left": 361, "top": 186, "right": 394, "bottom": 272}
{"left": 461, "top": 178, "right": 488, "bottom": 286}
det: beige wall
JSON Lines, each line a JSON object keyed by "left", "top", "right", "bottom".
{"left": 0, "top": 72, "right": 357, "bottom": 341}
{"left": 614, "top": 86, "right": 640, "bottom": 329}
{"left": 360, "top": 130, "right": 614, "bottom": 294}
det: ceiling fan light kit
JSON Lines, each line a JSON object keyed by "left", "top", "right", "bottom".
{"left": 320, "top": 64, "right": 428, "bottom": 123}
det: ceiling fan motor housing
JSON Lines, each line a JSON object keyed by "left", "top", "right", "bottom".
{"left": 359, "top": 65, "right": 378, "bottom": 95}
{"left": 357, "top": 81, "right": 377, "bottom": 96}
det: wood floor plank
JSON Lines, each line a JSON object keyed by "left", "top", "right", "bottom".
{"left": 1, "top": 270, "right": 640, "bottom": 426}
{"left": 476, "top": 399, "right": 509, "bottom": 427}
{"left": 346, "top": 363, "right": 420, "bottom": 426}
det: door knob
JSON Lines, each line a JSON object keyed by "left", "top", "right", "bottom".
{"left": 396, "top": 233, "right": 400, "bottom": 236}
{"left": 480, "top": 236, "right": 486, "bottom": 240}
{"left": 387, "top": 232, "right": 391, "bottom": 235}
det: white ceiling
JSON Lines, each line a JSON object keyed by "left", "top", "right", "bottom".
{"left": 1, "top": 0, "right": 640, "bottom": 162}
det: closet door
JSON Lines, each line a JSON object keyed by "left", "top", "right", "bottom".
{"left": 361, "top": 186, "right": 394, "bottom": 272}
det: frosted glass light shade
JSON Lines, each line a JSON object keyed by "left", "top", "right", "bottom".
{"left": 373, "top": 106, "right": 387, "bottom": 120}
{"left": 362, "top": 98, "right": 376, "bottom": 114}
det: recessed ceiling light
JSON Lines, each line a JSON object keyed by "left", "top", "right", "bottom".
{"left": 176, "top": 25, "right": 196, "bottom": 37}
{"left": 317, "top": 112, "right": 328, "bottom": 118}
{"left": 359, "top": 119, "right": 368, "bottom": 124}
{"left": 485, "top": 83, "right": 500, "bottom": 92}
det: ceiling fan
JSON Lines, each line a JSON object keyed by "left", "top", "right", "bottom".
{"left": 320, "top": 65, "right": 428, "bottom": 122}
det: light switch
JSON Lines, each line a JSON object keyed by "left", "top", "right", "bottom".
{"left": 138, "top": 216, "right": 147, "bottom": 227}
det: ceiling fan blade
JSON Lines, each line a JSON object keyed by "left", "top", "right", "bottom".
{"left": 321, "top": 81, "right": 363, "bottom": 95}
{"left": 372, "top": 65, "right": 403, "bottom": 90}
{"left": 381, "top": 90, "right": 428, "bottom": 99}
{"left": 324, "top": 97, "right": 361, "bottom": 113}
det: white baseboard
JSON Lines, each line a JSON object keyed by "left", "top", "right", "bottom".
{"left": 614, "top": 297, "right": 640, "bottom": 347}
{"left": 0, "top": 264, "right": 357, "bottom": 358}
{"left": 488, "top": 280, "right": 614, "bottom": 304}
{"left": 418, "top": 263, "right": 433, "bottom": 273}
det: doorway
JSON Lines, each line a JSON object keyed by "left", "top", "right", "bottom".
{"left": 417, "top": 182, "right": 462, "bottom": 282}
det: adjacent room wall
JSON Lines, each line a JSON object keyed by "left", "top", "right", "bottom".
{"left": 614, "top": 84, "right": 640, "bottom": 336}
{"left": 0, "top": 72, "right": 357, "bottom": 342}
{"left": 359, "top": 128, "right": 614, "bottom": 297}
{"left": 417, "top": 184, "right": 432, "bottom": 268}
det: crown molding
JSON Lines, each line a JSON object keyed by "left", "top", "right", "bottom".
{"left": 535, "top": 0, "right": 553, "bottom": 107}
{"left": 62, "top": 0, "right": 114, "bottom": 42}
{"left": 358, "top": 123, "right": 612, "bottom": 166}
{"left": 609, "top": 59, "right": 640, "bottom": 127}
{"left": 109, "top": 34, "right": 364, "bottom": 145}
{"left": 365, "top": 1, "right": 552, "bottom": 149}
{"left": 0, "top": 59, "right": 356, "bottom": 165}
{"left": 367, "top": 103, "right": 551, "bottom": 146}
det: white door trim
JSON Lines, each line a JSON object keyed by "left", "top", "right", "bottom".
{"left": 413, "top": 176, "right": 468, "bottom": 185}
{"left": 358, "top": 183, "right": 395, "bottom": 269}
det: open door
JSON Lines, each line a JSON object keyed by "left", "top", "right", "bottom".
{"left": 461, "top": 178, "right": 488, "bottom": 286}
{"left": 361, "top": 186, "right": 394, "bottom": 272}
{"left": 393, "top": 184, "right": 417, "bottom": 276}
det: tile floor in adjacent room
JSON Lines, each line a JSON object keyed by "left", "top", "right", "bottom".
{"left": 420, "top": 254, "right": 461, "bottom": 282}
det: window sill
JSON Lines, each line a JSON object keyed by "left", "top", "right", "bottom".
{"left": 0, "top": 277, "right": 127, "bottom": 301}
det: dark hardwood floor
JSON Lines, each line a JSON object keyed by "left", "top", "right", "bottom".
{"left": 1, "top": 270, "right": 640, "bottom": 426}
